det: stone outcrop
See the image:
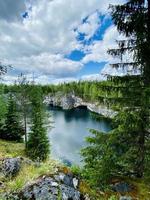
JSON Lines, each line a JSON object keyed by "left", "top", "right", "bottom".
{"left": 5, "top": 172, "right": 86, "bottom": 200}
{"left": 111, "top": 182, "right": 133, "bottom": 193}
{"left": 0, "top": 157, "right": 21, "bottom": 178}
{"left": 44, "top": 93, "right": 117, "bottom": 118}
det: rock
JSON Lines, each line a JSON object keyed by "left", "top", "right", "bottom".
{"left": 0, "top": 181, "right": 4, "bottom": 188}
{"left": 120, "top": 196, "right": 132, "bottom": 200}
{"left": 60, "top": 184, "right": 80, "bottom": 200}
{"left": 61, "top": 95, "right": 75, "bottom": 110}
{"left": 19, "top": 177, "right": 59, "bottom": 200}
{"left": 84, "top": 194, "right": 91, "bottom": 200}
{"left": 1, "top": 157, "right": 21, "bottom": 177}
{"left": 44, "top": 93, "right": 117, "bottom": 118}
{"left": 73, "top": 177, "right": 79, "bottom": 189}
{"left": 112, "top": 182, "right": 132, "bottom": 193}
{"left": 14, "top": 174, "right": 82, "bottom": 200}
{"left": 63, "top": 172, "right": 74, "bottom": 187}
{"left": 54, "top": 172, "right": 65, "bottom": 182}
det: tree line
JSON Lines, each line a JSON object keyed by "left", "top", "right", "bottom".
{"left": 0, "top": 77, "right": 50, "bottom": 162}
{"left": 0, "top": 0, "right": 150, "bottom": 191}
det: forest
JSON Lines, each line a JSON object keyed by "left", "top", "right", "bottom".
{"left": 0, "top": 0, "right": 150, "bottom": 199}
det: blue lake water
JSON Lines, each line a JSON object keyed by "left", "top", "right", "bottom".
{"left": 48, "top": 106, "right": 111, "bottom": 166}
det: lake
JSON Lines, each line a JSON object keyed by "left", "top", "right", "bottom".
{"left": 48, "top": 106, "right": 111, "bottom": 166}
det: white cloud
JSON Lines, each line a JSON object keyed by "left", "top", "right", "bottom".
{"left": 77, "top": 12, "right": 101, "bottom": 40}
{"left": 0, "top": 0, "right": 127, "bottom": 84}
{"left": 3, "top": 53, "right": 83, "bottom": 77}
{"left": 82, "top": 25, "right": 123, "bottom": 64}
{"left": 80, "top": 73, "right": 105, "bottom": 81}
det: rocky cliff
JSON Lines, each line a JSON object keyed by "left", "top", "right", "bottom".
{"left": 44, "top": 93, "right": 117, "bottom": 118}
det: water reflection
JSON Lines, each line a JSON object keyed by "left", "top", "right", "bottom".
{"left": 48, "top": 106, "right": 111, "bottom": 165}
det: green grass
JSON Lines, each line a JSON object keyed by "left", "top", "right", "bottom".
{"left": 4, "top": 160, "right": 59, "bottom": 192}
{"left": 1, "top": 139, "right": 150, "bottom": 200}
{"left": 0, "top": 139, "right": 60, "bottom": 195}
{"left": 0, "top": 139, "right": 25, "bottom": 158}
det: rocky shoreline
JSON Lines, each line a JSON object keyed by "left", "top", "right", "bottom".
{"left": 44, "top": 93, "right": 117, "bottom": 119}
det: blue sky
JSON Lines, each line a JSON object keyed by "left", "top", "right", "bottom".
{"left": 0, "top": 0, "right": 125, "bottom": 84}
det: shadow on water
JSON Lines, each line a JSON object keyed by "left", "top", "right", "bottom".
{"left": 48, "top": 105, "right": 112, "bottom": 166}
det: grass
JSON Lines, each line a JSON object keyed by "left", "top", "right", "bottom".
{"left": 0, "top": 139, "right": 25, "bottom": 158}
{"left": 4, "top": 160, "right": 59, "bottom": 192}
{"left": 1, "top": 139, "right": 150, "bottom": 200}
{"left": 0, "top": 139, "right": 60, "bottom": 195}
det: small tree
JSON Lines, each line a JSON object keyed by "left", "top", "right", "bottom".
{"left": 1, "top": 94, "right": 24, "bottom": 141}
{"left": 27, "top": 86, "right": 50, "bottom": 161}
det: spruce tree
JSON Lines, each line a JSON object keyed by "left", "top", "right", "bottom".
{"left": 0, "top": 85, "right": 7, "bottom": 136}
{"left": 16, "top": 73, "right": 30, "bottom": 148}
{"left": 2, "top": 94, "right": 24, "bottom": 141}
{"left": 27, "top": 87, "right": 50, "bottom": 161}
{"left": 81, "top": 0, "right": 150, "bottom": 187}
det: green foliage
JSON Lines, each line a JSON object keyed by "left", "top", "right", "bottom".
{"left": 81, "top": 129, "right": 116, "bottom": 188}
{"left": 70, "top": 165, "right": 82, "bottom": 177}
{"left": 27, "top": 87, "right": 50, "bottom": 161}
{"left": 108, "top": 195, "right": 117, "bottom": 200}
{"left": 0, "top": 94, "right": 24, "bottom": 141}
{"left": 81, "top": 0, "right": 150, "bottom": 189}
{"left": 0, "top": 85, "right": 7, "bottom": 132}
{"left": 0, "top": 139, "right": 25, "bottom": 158}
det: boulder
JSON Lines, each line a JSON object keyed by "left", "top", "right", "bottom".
{"left": 0, "top": 157, "right": 21, "bottom": 178}
{"left": 12, "top": 173, "right": 81, "bottom": 200}
{"left": 19, "top": 177, "right": 59, "bottom": 200}
{"left": 112, "top": 182, "right": 132, "bottom": 193}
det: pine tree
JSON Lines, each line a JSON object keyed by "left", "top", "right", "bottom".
{"left": 0, "top": 85, "right": 7, "bottom": 136}
{"left": 16, "top": 73, "right": 30, "bottom": 148}
{"left": 81, "top": 0, "right": 150, "bottom": 187}
{"left": 27, "top": 87, "right": 50, "bottom": 161}
{"left": 1, "top": 94, "right": 24, "bottom": 141}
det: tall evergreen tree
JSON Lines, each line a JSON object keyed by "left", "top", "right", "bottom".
{"left": 0, "top": 85, "right": 7, "bottom": 135}
{"left": 81, "top": 0, "right": 150, "bottom": 187}
{"left": 16, "top": 73, "right": 30, "bottom": 148}
{"left": 1, "top": 94, "right": 24, "bottom": 141}
{"left": 27, "top": 87, "right": 50, "bottom": 161}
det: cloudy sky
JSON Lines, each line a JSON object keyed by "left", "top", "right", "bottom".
{"left": 0, "top": 0, "right": 127, "bottom": 84}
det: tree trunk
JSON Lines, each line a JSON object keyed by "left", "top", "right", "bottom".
{"left": 24, "top": 111, "right": 27, "bottom": 148}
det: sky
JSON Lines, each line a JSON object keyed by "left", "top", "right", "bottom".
{"left": 0, "top": 0, "right": 128, "bottom": 85}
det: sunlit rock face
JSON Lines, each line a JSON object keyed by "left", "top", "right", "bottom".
{"left": 44, "top": 93, "right": 117, "bottom": 118}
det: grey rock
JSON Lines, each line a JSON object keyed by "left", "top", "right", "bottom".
{"left": 44, "top": 93, "right": 117, "bottom": 118}
{"left": 19, "top": 177, "right": 59, "bottom": 200}
{"left": 60, "top": 184, "right": 80, "bottom": 200}
{"left": 54, "top": 172, "right": 79, "bottom": 189}
{"left": 120, "top": 196, "right": 132, "bottom": 200}
{"left": 61, "top": 95, "right": 75, "bottom": 109}
{"left": 63, "top": 172, "right": 74, "bottom": 187}
{"left": 16, "top": 174, "right": 81, "bottom": 200}
{"left": 73, "top": 177, "right": 78, "bottom": 189}
{"left": 112, "top": 182, "right": 132, "bottom": 193}
{"left": 84, "top": 194, "right": 91, "bottom": 200}
{"left": 1, "top": 158, "right": 21, "bottom": 177}
{"left": 54, "top": 172, "right": 65, "bottom": 182}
